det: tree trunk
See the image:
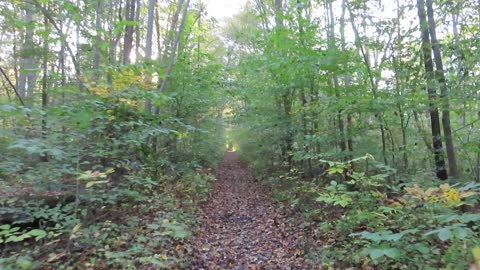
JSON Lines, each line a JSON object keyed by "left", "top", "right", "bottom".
{"left": 18, "top": 1, "right": 38, "bottom": 102}
{"left": 154, "top": 0, "right": 190, "bottom": 115}
{"left": 144, "top": 0, "right": 156, "bottom": 114}
{"left": 347, "top": 3, "right": 389, "bottom": 165}
{"left": 426, "top": 0, "right": 458, "bottom": 178}
{"left": 157, "top": 0, "right": 190, "bottom": 94}
{"left": 123, "top": 0, "right": 136, "bottom": 65}
{"left": 94, "top": 0, "right": 103, "bottom": 72}
{"left": 134, "top": 0, "right": 141, "bottom": 62}
{"left": 41, "top": 6, "right": 49, "bottom": 162}
{"left": 327, "top": 1, "right": 346, "bottom": 158}
{"left": 341, "top": 0, "right": 354, "bottom": 159}
{"left": 417, "top": 0, "right": 447, "bottom": 180}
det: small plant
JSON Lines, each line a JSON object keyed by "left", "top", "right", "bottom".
{"left": 0, "top": 224, "right": 47, "bottom": 243}
{"left": 315, "top": 181, "right": 354, "bottom": 207}
{"left": 404, "top": 183, "right": 477, "bottom": 208}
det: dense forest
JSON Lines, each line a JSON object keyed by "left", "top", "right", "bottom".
{"left": 0, "top": 0, "right": 479, "bottom": 269}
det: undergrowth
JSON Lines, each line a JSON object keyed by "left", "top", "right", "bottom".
{"left": 261, "top": 155, "right": 480, "bottom": 269}
{"left": 0, "top": 90, "right": 222, "bottom": 269}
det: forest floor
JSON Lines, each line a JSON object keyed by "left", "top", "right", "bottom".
{"left": 190, "top": 152, "right": 313, "bottom": 270}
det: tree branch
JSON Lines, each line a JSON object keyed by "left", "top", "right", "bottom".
{"left": 30, "top": 0, "right": 83, "bottom": 87}
{"left": 0, "top": 66, "right": 26, "bottom": 106}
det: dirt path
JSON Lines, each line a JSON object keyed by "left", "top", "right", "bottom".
{"left": 191, "top": 152, "right": 310, "bottom": 270}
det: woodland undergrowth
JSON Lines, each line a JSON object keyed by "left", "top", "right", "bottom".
{"left": 0, "top": 90, "right": 221, "bottom": 269}
{"left": 246, "top": 154, "right": 480, "bottom": 269}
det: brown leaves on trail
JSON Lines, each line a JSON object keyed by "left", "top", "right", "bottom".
{"left": 191, "top": 152, "right": 313, "bottom": 270}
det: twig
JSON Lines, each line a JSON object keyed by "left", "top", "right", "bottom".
{"left": 0, "top": 65, "right": 26, "bottom": 106}
{"left": 454, "top": 119, "right": 480, "bottom": 132}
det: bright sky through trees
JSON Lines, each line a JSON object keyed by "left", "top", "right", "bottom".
{"left": 205, "top": 0, "right": 248, "bottom": 19}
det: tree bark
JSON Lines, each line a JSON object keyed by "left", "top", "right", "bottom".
{"left": 144, "top": 0, "right": 156, "bottom": 114}
{"left": 18, "top": 1, "right": 38, "bottom": 101}
{"left": 134, "top": 0, "right": 141, "bottom": 62}
{"left": 426, "top": 0, "right": 458, "bottom": 178}
{"left": 123, "top": 0, "right": 136, "bottom": 64}
{"left": 41, "top": 6, "right": 49, "bottom": 162}
{"left": 94, "top": 0, "right": 103, "bottom": 72}
{"left": 417, "top": 0, "right": 447, "bottom": 180}
{"left": 157, "top": 0, "right": 190, "bottom": 94}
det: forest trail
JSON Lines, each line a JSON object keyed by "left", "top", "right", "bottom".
{"left": 191, "top": 152, "right": 311, "bottom": 270}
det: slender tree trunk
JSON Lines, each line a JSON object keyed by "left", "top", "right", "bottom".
{"left": 426, "top": 0, "right": 458, "bottom": 178}
{"left": 123, "top": 0, "right": 136, "bottom": 64}
{"left": 477, "top": 111, "right": 480, "bottom": 181}
{"left": 155, "top": 7, "right": 162, "bottom": 54}
{"left": 59, "top": 22, "right": 66, "bottom": 106}
{"left": 347, "top": 4, "right": 389, "bottom": 165}
{"left": 274, "top": 0, "right": 284, "bottom": 28}
{"left": 144, "top": 0, "right": 156, "bottom": 114}
{"left": 154, "top": 0, "right": 190, "bottom": 115}
{"left": 33, "top": 0, "right": 82, "bottom": 87}
{"left": 13, "top": 6, "right": 19, "bottom": 91}
{"left": 161, "top": 0, "right": 184, "bottom": 66}
{"left": 417, "top": 0, "right": 447, "bottom": 180}
{"left": 157, "top": 0, "right": 190, "bottom": 94}
{"left": 393, "top": 0, "right": 409, "bottom": 171}
{"left": 327, "top": 1, "right": 346, "bottom": 157}
{"left": 41, "top": 5, "right": 49, "bottom": 162}
{"left": 94, "top": 0, "right": 103, "bottom": 72}
{"left": 18, "top": 1, "right": 38, "bottom": 101}
{"left": 107, "top": 1, "right": 117, "bottom": 83}
{"left": 341, "top": 0, "right": 354, "bottom": 158}
{"left": 274, "top": 0, "right": 293, "bottom": 167}
{"left": 282, "top": 93, "right": 294, "bottom": 167}
{"left": 134, "top": 0, "right": 141, "bottom": 62}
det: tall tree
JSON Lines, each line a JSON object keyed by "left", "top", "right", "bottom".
{"left": 18, "top": 1, "right": 38, "bottom": 100}
{"left": 425, "top": 0, "right": 458, "bottom": 178}
{"left": 123, "top": 0, "right": 136, "bottom": 64}
{"left": 94, "top": 0, "right": 103, "bottom": 72}
{"left": 417, "top": 0, "right": 447, "bottom": 180}
{"left": 144, "top": 0, "right": 157, "bottom": 113}
{"left": 158, "top": 0, "right": 191, "bottom": 93}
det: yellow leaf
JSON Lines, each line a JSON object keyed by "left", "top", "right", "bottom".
{"left": 472, "top": 247, "right": 480, "bottom": 268}
{"left": 425, "top": 187, "right": 439, "bottom": 197}
{"left": 86, "top": 180, "right": 109, "bottom": 188}
{"left": 439, "top": 184, "right": 451, "bottom": 192}
{"left": 460, "top": 191, "right": 477, "bottom": 198}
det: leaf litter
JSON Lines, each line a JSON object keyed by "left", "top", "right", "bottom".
{"left": 191, "top": 152, "right": 315, "bottom": 270}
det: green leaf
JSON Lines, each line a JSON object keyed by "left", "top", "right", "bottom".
{"left": 414, "top": 243, "right": 430, "bottom": 254}
{"left": 5, "top": 235, "right": 22, "bottom": 243}
{"left": 9, "top": 227, "right": 21, "bottom": 233}
{"left": 28, "top": 229, "right": 47, "bottom": 240}
{"left": 172, "top": 229, "right": 190, "bottom": 239}
{"left": 147, "top": 224, "right": 161, "bottom": 230}
{"left": 0, "top": 224, "right": 11, "bottom": 230}
{"left": 453, "top": 227, "right": 469, "bottom": 239}
{"left": 383, "top": 248, "right": 401, "bottom": 259}
{"left": 437, "top": 228, "right": 452, "bottom": 241}
{"left": 369, "top": 249, "right": 384, "bottom": 260}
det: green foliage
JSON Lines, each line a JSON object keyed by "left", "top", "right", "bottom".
{"left": 0, "top": 225, "right": 49, "bottom": 244}
{"left": 267, "top": 154, "right": 480, "bottom": 268}
{"left": 315, "top": 181, "right": 354, "bottom": 207}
